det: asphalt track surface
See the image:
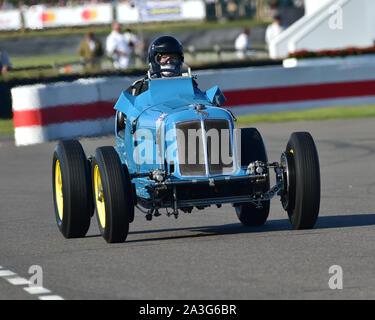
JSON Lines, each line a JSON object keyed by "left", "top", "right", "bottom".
{"left": 0, "top": 118, "right": 375, "bottom": 300}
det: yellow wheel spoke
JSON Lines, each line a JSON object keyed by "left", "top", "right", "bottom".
{"left": 94, "top": 165, "right": 106, "bottom": 229}
{"left": 55, "top": 160, "right": 64, "bottom": 221}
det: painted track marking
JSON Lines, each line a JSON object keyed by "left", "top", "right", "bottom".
{"left": 6, "top": 277, "right": 31, "bottom": 285}
{"left": 0, "top": 266, "right": 64, "bottom": 300}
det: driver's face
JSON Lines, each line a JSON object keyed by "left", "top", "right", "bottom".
{"left": 157, "top": 53, "right": 180, "bottom": 65}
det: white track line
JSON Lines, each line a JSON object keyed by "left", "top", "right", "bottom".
{"left": 6, "top": 277, "right": 31, "bottom": 286}
{"left": 23, "top": 286, "right": 51, "bottom": 295}
{"left": 38, "top": 295, "right": 65, "bottom": 300}
{"left": 0, "top": 266, "right": 64, "bottom": 300}
{"left": 0, "top": 270, "right": 17, "bottom": 277}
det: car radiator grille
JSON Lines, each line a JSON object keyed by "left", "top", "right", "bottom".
{"left": 176, "top": 119, "right": 233, "bottom": 176}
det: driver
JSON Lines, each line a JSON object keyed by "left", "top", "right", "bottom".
{"left": 126, "top": 35, "right": 200, "bottom": 96}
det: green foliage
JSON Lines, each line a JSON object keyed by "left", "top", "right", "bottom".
{"left": 236, "top": 105, "right": 375, "bottom": 126}
{"left": 10, "top": 55, "right": 80, "bottom": 68}
{"left": 0, "top": 119, "right": 14, "bottom": 135}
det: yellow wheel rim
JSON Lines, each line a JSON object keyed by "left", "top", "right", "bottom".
{"left": 94, "top": 164, "right": 106, "bottom": 229}
{"left": 55, "top": 160, "right": 64, "bottom": 221}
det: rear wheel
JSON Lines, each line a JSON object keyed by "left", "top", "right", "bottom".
{"left": 281, "top": 132, "right": 320, "bottom": 229}
{"left": 235, "top": 128, "right": 270, "bottom": 226}
{"left": 52, "top": 140, "right": 93, "bottom": 238}
{"left": 92, "top": 146, "right": 134, "bottom": 243}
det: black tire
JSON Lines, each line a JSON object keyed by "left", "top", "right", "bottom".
{"left": 91, "top": 146, "right": 134, "bottom": 243}
{"left": 283, "top": 132, "right": 320, "bottom": 229}
{"left": 52, "top": 140, "right": 93, "bottom": 238}
{"left": 116, "top": 111, "right": 126, "bottom": 139}
{"left": 235, "top": 128, "right": 270, "bottom": 226}
{"left": 236, "top": 201, "right": 270, "bottom": 226}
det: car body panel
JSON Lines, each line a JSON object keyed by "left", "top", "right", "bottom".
{"left": 113, "top": 76, "right": 259, "bottom": 205}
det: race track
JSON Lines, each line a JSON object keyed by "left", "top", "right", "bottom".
{"left": 1, "top": 118, "right": 375, "bottom": 300}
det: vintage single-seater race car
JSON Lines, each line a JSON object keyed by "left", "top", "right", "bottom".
{"left": 52, "top": 68, "right": 320, "bottom": 243}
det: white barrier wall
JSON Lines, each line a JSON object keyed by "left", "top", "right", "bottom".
{"left": 24, "top": 4, "right": 113, "bottom": 29}
{"left": 22, "top": 1, "right": 206, "bottom": 29}
{"left": 0, "top": 9, "right": 22, "bottom": 30}
{"left": 11, "top": 58, "right": 375, "bottom": 146}
{"left": 270, "top": 0, "right": 375, "bottom": 59}
{"left": 11, "top": 76, "right": 137, "bottom": 146}
{"left": 116, "top": 0, "right": 205, "bottom": 24}
{"left": 182, "top": 0, "right": 206, "bottom": 20}
{"left": 116, "top": 3, "right": 138, "bottom": 24}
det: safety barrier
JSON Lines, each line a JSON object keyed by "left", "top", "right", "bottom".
{"left": 11, "top": 77, "right": 137, "bottom": 146}
{"left": 11, "top": 56, "right": 375, "bottom": 146}
{"left": 0, "top": 1, "right": 206, "bottom": 31}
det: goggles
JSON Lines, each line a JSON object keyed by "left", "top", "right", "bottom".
{"left": 155, "top": 53, "right": 181, "bottom": 65}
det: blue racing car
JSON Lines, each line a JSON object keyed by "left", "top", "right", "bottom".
{"left": 52, "top": 68, "right": 321, "bottom": 243}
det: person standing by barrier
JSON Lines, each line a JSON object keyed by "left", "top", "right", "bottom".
{"left": 123, "top": 28, "right": 142, "bottom": 67}
{"left": 234, "top": 28, "right": 250, "bottom": 59}
{"left": 265, "top": 14, "right": 284, "bottom": 52}
{"left": 106, "top": 22, "right": 131, "bottom": 70}
{"left": 78, "top": 32, "right": 104, "bottom": 71}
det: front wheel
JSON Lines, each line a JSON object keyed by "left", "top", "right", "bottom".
{"left": 92, "top": 146, "right": 134, "bottom": 243}
{"left": 281, "top": 132, "right": 320, "bottom": 229}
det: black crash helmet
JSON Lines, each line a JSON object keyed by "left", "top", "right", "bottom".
{"left": 148, "top": 35, "right": 184, "bottom": 77}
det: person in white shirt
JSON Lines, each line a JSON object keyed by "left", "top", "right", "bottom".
{"left": 234, "top": 28, "right": 250, "bottom": 59}
{"left": 123, "top": 28, "right": 142, "bottom": 67}
{"left": 265, "top": 14, "right": 284, "bottom": 49}
{"left": 106, "top": 22, "right": 131, "bottom": 70}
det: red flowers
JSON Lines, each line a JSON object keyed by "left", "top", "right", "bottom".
{"left": 288, "top": 45, "right": 375, "bottom": 59}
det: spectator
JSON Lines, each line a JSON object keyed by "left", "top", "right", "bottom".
{"left": 0, "top": 50, "right": 12, "bottom": 74}
{"left": 106, "top": 22, "right": 131, "bottom": 70}
{"left": 0, "top": 0, "right": 14, "bottom": 10}
{"left": 234, "top": 28, "right": 250, "bottom": 59}
{"left": 123, "top": 28, "right": 141, "bottom": 67}
{"left": 78, "top": 32, "right": 104, "bottom": 71}
{"left": 265, "top": 14, "right": 284, "bottom": 49}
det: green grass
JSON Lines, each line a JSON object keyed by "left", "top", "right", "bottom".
{"left": 0, "top": 55, "right": 81, "bottom": 80}
{"left": 236, "top": 105, "right": 375, "bottom": 126}
{"left": 10, "top": 55, "right": 80, "bottom": 68}
{"left": 0, "top": 18, "right": 268, "bottom": 40}
{"left": 1, "top": 67, "right": 61, "bottom": 80}
{"left": 0, "top": 119, "right": 14, "bottom": 135}
{"left": 3, "top": 54, "right": 273, "bottom": 81}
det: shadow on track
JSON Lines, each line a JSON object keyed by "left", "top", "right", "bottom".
{"left": 86, "top": 214, "right": 375, "bottom": 242}
{"left": 315, "top": 213, "right": 375, "bottom": 229}
{"left": 125, "top": 214, "right": 375, "bottom": 243}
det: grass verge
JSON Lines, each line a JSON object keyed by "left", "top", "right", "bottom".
{"left": 236, "top": 105, "right": 375, "bottom": 126}
{"left": 10, "top": 55, "right": 80, "bottom": 68}
{"left": 0, "top": 119, "right": 14, "bottom": 135}
{"left": 0, "top": 18, "right": 268, "bottom": 40}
